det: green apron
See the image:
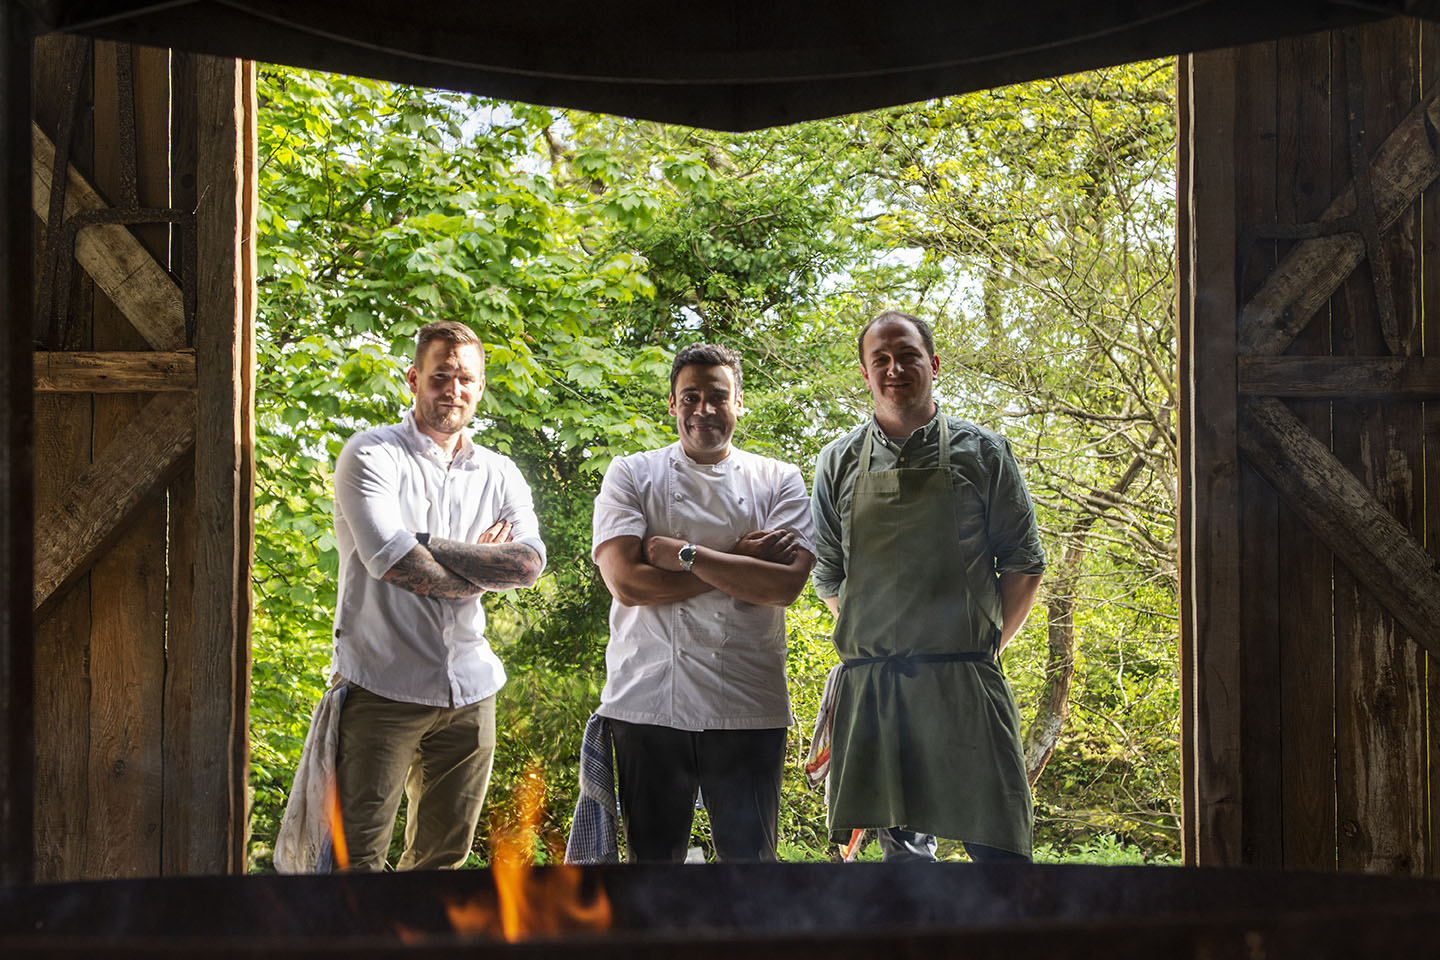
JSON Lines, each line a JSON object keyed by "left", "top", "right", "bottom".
{"left": 826, "top": 416, "right": 1033, "bottom": 855}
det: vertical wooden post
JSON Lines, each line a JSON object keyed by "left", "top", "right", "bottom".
{"left": 187, "top": 54, "right": 251, "bottom": 874}
{"left": 0, "top": 2, "right": 34, "bottom": 887}
{"left": 1180, "top": 49, "right": 1245, "bottom": 866}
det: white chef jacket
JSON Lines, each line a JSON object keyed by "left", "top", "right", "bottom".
{"left": 329, "top": 411, "right": 547, "bottom": 707}
{"left": 591, "top": 442, "right": 814, "bottom": 730}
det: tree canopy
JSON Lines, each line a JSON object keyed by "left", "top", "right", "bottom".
{"left": 248, "top": 59, "right": 1180, "bottom": 870}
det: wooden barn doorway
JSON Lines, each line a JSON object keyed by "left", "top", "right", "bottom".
{"left": 18, "top": 5, "right": 1440, "bottom": 883}
{"left": 27, "top": 35, "right": 254, "bottom": 880}
{"left": 1180, "top": 16, "right": 1440, "bottom": 873}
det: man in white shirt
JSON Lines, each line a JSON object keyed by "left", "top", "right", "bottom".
{"left": 330, "top": 320, "right": 546, "bottom": 871}
{"left": 591, "top": 343, "right": 815, "bottom": 862}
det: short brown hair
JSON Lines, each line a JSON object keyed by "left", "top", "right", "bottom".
{"left": 857, "top": 311, "right": 935, "bottom": 362}
{"left": 414, "top": 321, "right": 482, "bottom": 366}
{"left": 670, "top": 343, "right": 743, "bottom": 395}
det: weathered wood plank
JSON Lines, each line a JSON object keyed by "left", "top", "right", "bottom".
{"left": 30, "top": 34, "right": 95, "bottom": 886}
{"left": 32, "top": 391, "right": 195, "bottom": 613}
{"left": 161, "top": 48, "right": 199, "bottom": 879}
{"left": 1175, "top": 55, "right": 1196, "bottom": 869}
{"left": 1331, "top": 20, "right": 1427, "bottom": 877}
{"left": 232, "top": 57, "right": 259, "bottom": 871}
{"left": 1238, "top": 88, "right": 1440, "bottom": 356}
{"left": 34, "top": 350, "right": 196, "bottom": 392}
{"left": 82, "top": 41, "right": 171, "bottom": 878}
{"left": 1240, "top": 394, "right": 1440, "bottom": 662}
{"left": 31, "top": 121, "right": 185, "bottom": 351}
{"left": 0, "top": 0, "right": 36, "bottom": 887}
{"left": 1275, "top": 26, "right": 1337, "bottom": 874}
{"left": 1238, "top": 355, "right": 1440, "bottom": 397}
{"left": 187, "top": 53, "right": 248, "bottom": 875}
{"left": 1181, "top": 48, "right": 1245, "bottom": 867}
{"left": 1234, "top": 37, "right": 1283, "bottom": 870}
{"left": 1420, "top": 14, "right": 1440, "bottom": 883}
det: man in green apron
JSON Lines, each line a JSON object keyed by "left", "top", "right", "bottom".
{"left": 811, "top": 311, "right": 1045, "bottom": 862}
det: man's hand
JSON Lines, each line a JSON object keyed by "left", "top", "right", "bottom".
{"left": 476, "top": 519, "right": 513, "bottom": 544}
{"left": 644, "top": 534, "right": 687, "bottom": 572}
{"left": 732, "top": 528, "right": 800, "bottom": 564}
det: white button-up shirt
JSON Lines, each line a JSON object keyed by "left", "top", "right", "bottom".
{"left": 591, "top": 442, "right": 814, "bottom": 730}
{"left": 329, "top": 411, "right": 547, "bottom": 707}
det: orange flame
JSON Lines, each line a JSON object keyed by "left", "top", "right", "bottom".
{"left": 441, "top": 761, "right": 611, "bottom": 942}
{"left": 325, "top": 776, "right": 350, "bottom": 871}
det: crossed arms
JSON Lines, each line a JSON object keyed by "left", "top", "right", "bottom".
{"left": 383, "top": 519, "right": 543, "bottom": 599}
{"left": 596, "top": 528, "right": 815, "bottom": 608}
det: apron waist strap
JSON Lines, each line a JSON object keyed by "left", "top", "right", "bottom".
{"left": 841, "top": 652, "right": 992, "bottom": 669}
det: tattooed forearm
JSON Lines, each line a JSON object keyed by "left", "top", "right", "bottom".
{"left": 382, "top": 546, "right": 486, "bottom": 598}
{"left": 429, "top": 538, "right": 543, "bottom": 590}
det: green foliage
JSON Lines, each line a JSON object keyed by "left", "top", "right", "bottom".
{"left": 248, "top": 60, "right": 1181, "bottom": 871}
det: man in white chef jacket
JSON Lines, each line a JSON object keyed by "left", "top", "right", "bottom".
{"left": 591, "top": 342, "right": 815, "bottom": 862}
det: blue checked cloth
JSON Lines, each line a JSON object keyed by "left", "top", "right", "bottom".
{"left": 564, "top": 714, "right": 620, "bottom": 864}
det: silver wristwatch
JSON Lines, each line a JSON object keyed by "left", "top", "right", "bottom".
{"left": 678, "top": 542, "right": 699, "bottom": 572}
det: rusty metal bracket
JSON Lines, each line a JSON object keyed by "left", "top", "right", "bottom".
{"left": 36, "top": 42, "right": 198, "bottom": 351}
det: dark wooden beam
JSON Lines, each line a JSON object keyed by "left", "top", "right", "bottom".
{"left": 1181, "top": 49, "right": 1244, "bottom": 868}
{"left": 1238, "top": 356, "right": 1440, "bottom": 398}
{"left": 1240, "top": 396, "right": 1440, "bottom": 661}
{"left": 33, "top": 350, "right": 196, "bottom": 392}
{"left": 31, "top": 392, "right": 195, "bottom": 613}
{"left": 0, "top": 0, "right": 34, "bottom": 888}
{"left": 1239, "top": 93, "right": 1440, "bottom": 356}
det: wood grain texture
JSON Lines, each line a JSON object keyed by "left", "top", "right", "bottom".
{"left": 1238, "top": 355, "right": 1440, "bottom": 397}
{"left": 232, "top": 57, "right": 258, "bottom": 871}
{"left": 28, "top": 32, "right": 90, "bottom": 885}
{"left": 1181, "top": 47, "right": 1245, "bottom": 867}
{"left": 160, "top": 49, "right": 199, "bottom": 879}
{"left": 33, "top": 350, "right": 196, "bottom": 392}
{"left": 1420, "top": 15, "right": 1440, "bottom": 883}
{"left": 187, "top": 53, "right": 246, "bottom": 874}
{"left": 0, "top": 2, "right": 35, "bottom": 886}
{"left": 1175, "top": 55, "right": 1196, "bottom": 868}
{"left": 1275, "top": 27, "right": 1338, "bottom": 874}
{"left": 83, "top": 41, "right": 173, "bottom": 879}
{"left": 1241, "top": 393, "right": 1440, "bottom": 663}
{"left": 30, "top": 121, "right": 185, "bottom": 351}
{"left": 1238, "top": 86, "right": 1440, "bottom": 356}
{"left": 1329, "top": 20, "right": 1427, "bottom": 877}
{"left": 1234, "top": 37, "right": 1283, "bottom": 869}
{"left": 32, "top": 393, "right": 195, "bottom": 613}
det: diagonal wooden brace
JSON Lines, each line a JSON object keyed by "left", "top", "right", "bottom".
{"left": 1238, "top": 396, "right": 1440, "bottom": 660}
{"left": 33, "top": 392, "right": 196, "bottom": 613}
{"left": 1239, "top": 94, "right": 1440, "bottom": 356}
{"left": 31, "top": 121, "right": 185, "bottom": 350}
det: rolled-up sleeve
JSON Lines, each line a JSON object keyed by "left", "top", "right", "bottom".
{"left": 591, "top": 456, "right": 648, "bottom": 560}
{"left": 334, "top": 434, "right": 418, "bottom": 580}
{"left": 810, "top": 444, "right": 846, "bottom": 600}
{"left": 987, "top": 438, "right": 1046, "bottom": 574}
{"left": 498, "top": 457, "right": 548, "bottom": 570}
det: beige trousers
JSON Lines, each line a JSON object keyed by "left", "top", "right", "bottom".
{"left": 335, "top": 683, "right": 497, "bottom": 871}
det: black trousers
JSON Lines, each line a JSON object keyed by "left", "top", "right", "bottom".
{"left": 608, "top": 719, "right": 788, "bottom": 863}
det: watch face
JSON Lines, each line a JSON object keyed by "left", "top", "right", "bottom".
{"left": 680, "top": 544, "right": 697, "bottom": 563}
